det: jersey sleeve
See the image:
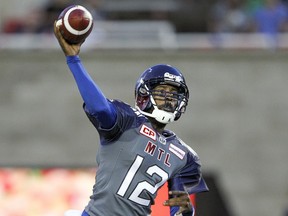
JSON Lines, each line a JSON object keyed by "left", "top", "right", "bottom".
{"left": 85, "top": 100, "right": 141, "bottom": 144}
{"left": 168, "top": 147, "right": 208, "bottom": 216}
{"left": 66, "top": 56, "right": 116, "bottom": 129}
{"left": 170, "top": 206, "right": 195, "bottom": 216}
{"left": 169, "top": 151, "right": 208, "bottom": 194}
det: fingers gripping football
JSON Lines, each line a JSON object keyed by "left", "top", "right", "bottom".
{"left": 54, "top": 21, "right": 81, "bottom": 56}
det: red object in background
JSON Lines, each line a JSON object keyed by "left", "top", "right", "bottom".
{"left": 2, "top": 19, "right": 25, "bottom": 33}
{"left": 0, "top": 169, "right": 196, "bottom": 216}
{"left": 151, "top": 183, "right": 196, "bottom": 216}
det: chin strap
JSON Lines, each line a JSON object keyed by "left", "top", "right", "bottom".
{"left": 137, "top": 105, "right": 176, "bottom": 124}
{"left": 136, "top": 93, "right": 177, "bottom": 124}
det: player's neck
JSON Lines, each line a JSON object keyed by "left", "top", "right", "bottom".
{"left": 149, "top": 118, "right": 166, "bottom": 134}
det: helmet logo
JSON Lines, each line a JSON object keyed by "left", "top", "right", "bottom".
{"left": 164, "top": 72, "right": 183, "bottom": 83}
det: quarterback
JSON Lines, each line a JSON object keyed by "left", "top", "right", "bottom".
{"left": 54, "top": 22, "right": 208, "bottom": 216}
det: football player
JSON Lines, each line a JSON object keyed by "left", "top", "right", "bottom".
{"left": 54, "top": 21, "right": 208, "bottom": 216}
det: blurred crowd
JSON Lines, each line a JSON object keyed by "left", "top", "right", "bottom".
{"left": 1, "top": 0, "right": 288, "bottom": 36}
{"left": 208, "top": 0, "right": 288, "bottom": 34}
{"left": 207, "top": 0, "right": 288, "bottom": 48}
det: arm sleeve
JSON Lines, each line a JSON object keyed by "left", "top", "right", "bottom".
{"left": 168, "top": 150, "right": 208, "bottom": 194}
{"left": 168, "top": 151, "right": 208, "bottom": 216}
{"left": 66, "top": 55, "right": 116, "bottom": 128}
{"left": 170, "top": 206, "right": 195, "bottom": 216}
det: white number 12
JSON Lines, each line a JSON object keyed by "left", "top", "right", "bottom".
{"left": 117, "top": 155, "right": 168, "bottom": 206}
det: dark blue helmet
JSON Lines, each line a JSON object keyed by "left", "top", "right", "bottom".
{"left": 135, "top": 64, "right": 189, "bottom": 124}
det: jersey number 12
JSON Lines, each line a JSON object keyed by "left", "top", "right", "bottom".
{"left": 117, "top": 155, "right": 168, "bottom": 206}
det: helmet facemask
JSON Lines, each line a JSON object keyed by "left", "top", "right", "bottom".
{"left": 135, "top": 76, "right": 188, "bottom": 124}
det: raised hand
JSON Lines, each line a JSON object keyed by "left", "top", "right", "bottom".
{"left": 53, "top": 21, "right": 82, "bottom": 57}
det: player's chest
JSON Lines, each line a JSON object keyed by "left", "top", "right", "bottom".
{"left": 125, "top": 124, "right": 185, "bottom": 170}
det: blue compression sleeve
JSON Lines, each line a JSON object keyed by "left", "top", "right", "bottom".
{"left": 170, "top": 206, "right": 194, "bottom": 216}
{"left": 66, "top": 56, "right": 116, "bottom": 128}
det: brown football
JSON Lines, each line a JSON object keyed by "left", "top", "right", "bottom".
{"left": 56, "top": 5, "right": 93, "bottom": 44}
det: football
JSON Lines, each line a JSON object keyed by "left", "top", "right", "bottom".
{"left": 56, "top": 5, "right": 93, "bottom": 44}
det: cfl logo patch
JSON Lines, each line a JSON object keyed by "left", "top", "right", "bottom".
{"left": 140, "top": 125, "right": 156, "bottom": 141}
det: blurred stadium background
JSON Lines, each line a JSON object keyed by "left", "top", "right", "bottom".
{"left": 0, "top": 0, "right": 288, "bottom": 216}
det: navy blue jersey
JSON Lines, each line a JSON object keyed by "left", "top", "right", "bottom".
{"left": 84, "top": 100, "right": 208, "bottom": 216}
{"left": 65, "top": 56, "right": 208, "bottom": 216}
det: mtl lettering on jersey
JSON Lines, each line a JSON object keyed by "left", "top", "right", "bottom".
{"left": 140, "top": 124, "right": 185, "bottom": 168}
{"left": 145, "top": 141, "right": 171, "bottom": 167}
